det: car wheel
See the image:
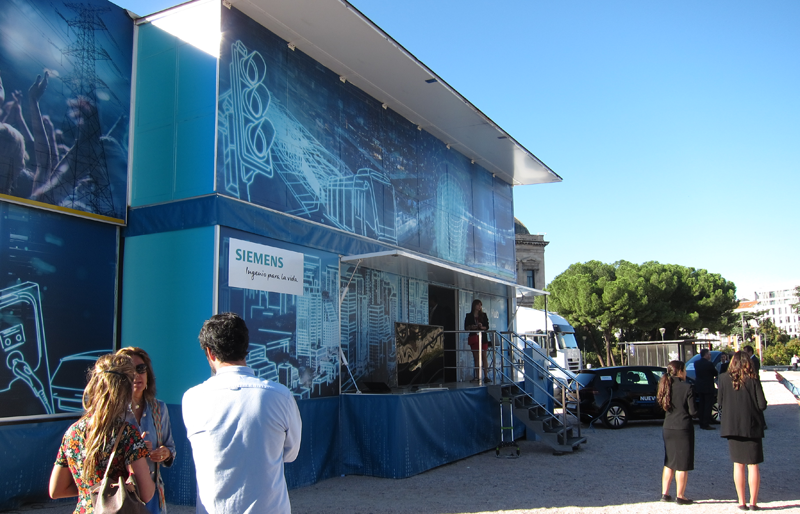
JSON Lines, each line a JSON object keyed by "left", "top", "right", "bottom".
{"left": 712, "top": 401, "right": 721, "bottom": 422}
{"left": 602, "top": 402, "right": 629, "bottom": 429}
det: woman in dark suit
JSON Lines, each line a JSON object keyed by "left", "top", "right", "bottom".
{"left": 718, "top": 351, "right": 767, "bottom": 511}
{"left": 464, "top": 299, "right": 490, "bottom": 383}
{"left": 656, "top": 360, "right": 697, "bottom": 505}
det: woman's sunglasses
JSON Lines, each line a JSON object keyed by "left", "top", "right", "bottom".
{"left": 135, "top": 364, "right": 148, "bottom": 375}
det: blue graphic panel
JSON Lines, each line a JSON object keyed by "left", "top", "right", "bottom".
{"left": 218, "top": 228, "right": 341, "bottom": 399}
{"left": 340, "top": 263, "right": 427, "bottom": 388}
{"left": 0, "top": 202, "right": 117, "bottom": 419}
{"left": 217, "top": 6, "right": 515, "bottom": 278}
{"left": 0, "top": 0, "right": 133, "bottom": 222}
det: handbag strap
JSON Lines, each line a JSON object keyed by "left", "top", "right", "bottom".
{"left": 100, "top": 423, "right": 126, "bottom": 481}
{"left": 148, "top": 400, "right": 167, "bottom": 511}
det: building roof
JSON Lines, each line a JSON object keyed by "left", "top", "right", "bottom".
{"left": 216, "top": 0, "right": 562, "bottom": 187}
{"left": 733, "top": 300, "right": 758, "bottom": 313}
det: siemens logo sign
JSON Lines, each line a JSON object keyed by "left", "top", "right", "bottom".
{"left": 234, "top": 249, "right": 283, "bottom": 268}
{"left": 228, "top": 238, "right": 303, "bottom": 296}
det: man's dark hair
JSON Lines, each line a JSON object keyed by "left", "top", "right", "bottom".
{"left": 743, "top": 345, "right": 754, "bottom": 355}
{"left": 699, "top": 348, "right": 709, "bottom": 358}
{"left": 199, "top": 312, "right": 249, "bottom": 363}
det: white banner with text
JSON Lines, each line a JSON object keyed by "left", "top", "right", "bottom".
{"left": 228, "top": 238, "right": 304, "bottom": 296}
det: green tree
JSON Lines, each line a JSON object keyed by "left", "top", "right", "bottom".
{"left": 763, "top": 338, "right": 800, "bottom": 366}
{"left": 535, "top": 260, "right": 739, "bottom": 365}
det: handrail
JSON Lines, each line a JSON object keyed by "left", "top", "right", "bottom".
{"left": 490, "top": 330, "right": 583, "bottom": 442}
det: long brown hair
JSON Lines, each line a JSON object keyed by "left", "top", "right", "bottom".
{"left": 728, "top": 351, "right": 756, "bottom": 390}
{"left": 117, "top": 346, "right": 156, "bottom": 403}
{"left": 80, "top": 353, "right": 135, "bottom": 481}
{"left": 657, "top": 360, "right": 685, "bottom": 412}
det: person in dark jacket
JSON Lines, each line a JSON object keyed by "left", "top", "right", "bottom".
{"left": 657, "top": 360, "right": 697, "bottom": 505}
{"left": 719, "top": 351, "right": 767, "bottom": 511}
{"left": 694, "top": 348, "right": 718, "bottom": 429}
{"left": 744, "top": 345, "right": 761, "bottom": 375}
{"left": 464, "top": 299, "right": 491, "bottom": 383}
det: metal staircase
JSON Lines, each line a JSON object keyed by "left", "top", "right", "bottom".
{"left": 486, "top": 331, "right": 586, "bottom": 454}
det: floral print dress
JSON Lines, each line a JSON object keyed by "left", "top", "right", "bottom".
{"left": 55, "top": 418, "right": 149, "bottom": 514}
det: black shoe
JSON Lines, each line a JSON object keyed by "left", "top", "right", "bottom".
{"left": 675, "top": 497, "right": 693, "bottom": 505}
{"left": 738, "top": 506, "right": 749, "bottom": 511}
{"left": 750, "top": 506, "right": 760, "bottom": 511}
{"left": 660, "top": 494, "right": 672, "bottom": 502}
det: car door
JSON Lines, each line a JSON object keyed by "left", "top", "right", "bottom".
{"left": 618, "top": 368, "right": 658, "bottom": 418}
{"left": 645, "top": 368, "right": 666, "bottom": 418}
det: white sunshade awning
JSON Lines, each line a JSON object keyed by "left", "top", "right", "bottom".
{"left": 341, "top": 250, "right": 547, "bottom": 299}
{"left": 223, "top": 0, "right": 562, "bottom": 187}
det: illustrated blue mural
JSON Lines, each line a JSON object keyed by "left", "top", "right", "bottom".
{"left": 217, "top": 6, "right": 515, "bottom": 279}
{"left": 0, "top": 0, "right": 133, "bottom": 222}
{"left": 219, "top": 228, "right": 342, "bottom": 399}
{"left": 0, "top": 202, "right": 117, "bottom": 419}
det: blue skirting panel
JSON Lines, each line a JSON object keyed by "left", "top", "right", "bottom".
{"left": 0, "top": 418, "right": 77, "bottom": 510}
{"left": 339, "top": 388, "right": 501, "bottom": 479}
{"left": 0, "top": 388, "right": 509, "bottom": 508}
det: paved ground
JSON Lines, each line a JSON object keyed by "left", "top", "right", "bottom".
{"left": 9, "top": 371, "right": 800, "bottom": 514}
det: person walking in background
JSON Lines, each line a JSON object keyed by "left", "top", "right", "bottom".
{"left": 718, "top": 353, "right": 730, "bottom": 374}
{"left": 183, "top": 313, "right": 302, "bottom": 514}
{"left": 790, "top": 354, "right": 798, "bottom": 371}
{"left": 118, "top": 347, "right": 176, "bottom": 514}
{"left": 657, "top": 360, "right": 697, "bottom": 505}
{"left": 464, "top": 299, "right": 491, "bottom": 383}
{"left": 719, "top": 351, "right": 767, "bottom": 511}
{"left": 49, "top": 354, "right": 155, "bottom": 513}
{"left": 694, "top": 348, "right": 718, "bottom": 429}
{"left": 744, "top": 345, "right": 761, "bottom": 374}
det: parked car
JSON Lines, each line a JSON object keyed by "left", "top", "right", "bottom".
{"left": 576, "top": 366, "right": 666, "bottom": 429}
{"left": 685, "top": 350, "right": 724, "bottom": 381}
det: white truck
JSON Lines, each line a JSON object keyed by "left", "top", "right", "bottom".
{"left": 513, "top": 307, "right": 583, "bottom": 374}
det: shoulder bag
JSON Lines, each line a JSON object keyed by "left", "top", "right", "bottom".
{"left": 90, "top": 424, "right": 150, "bottom": 514}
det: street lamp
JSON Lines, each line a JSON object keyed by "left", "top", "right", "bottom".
{"left": 581, "top": 335, "right": 587, "bottom": 369}
{"left": 659, "top": 328, "right": 665, "bottom": 341}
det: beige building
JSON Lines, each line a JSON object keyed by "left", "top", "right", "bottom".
{"left": 514, "top": 218, "right": 548, "bottom": 307}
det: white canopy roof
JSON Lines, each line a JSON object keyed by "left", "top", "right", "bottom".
{"left": 222, "top": 0, "right": 561, "bottom": 187}
{"left": 341, "top": 250, "right": 547, "bottom": 298}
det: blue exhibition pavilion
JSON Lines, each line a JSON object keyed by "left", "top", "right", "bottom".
{"left": 0, "top": 0, "right": 560, "bottom": 508}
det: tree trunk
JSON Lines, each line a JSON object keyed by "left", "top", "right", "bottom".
{"left": 588, "top": 330, "right": 606, "bottom": 367}
{"left": 603, "top": 330, "right": 616, "bottom": 366}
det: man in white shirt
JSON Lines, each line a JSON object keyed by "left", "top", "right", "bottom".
{"left": 183, "top": 313, "right": 302, "bottom": 514}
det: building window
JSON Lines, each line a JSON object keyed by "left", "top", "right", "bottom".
{"left": 526, "top": 270, "right": 535, "bottom": 289}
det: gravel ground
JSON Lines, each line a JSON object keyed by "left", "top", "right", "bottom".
{"left": 10, "top": 371, "right": 800, "bottom": 514}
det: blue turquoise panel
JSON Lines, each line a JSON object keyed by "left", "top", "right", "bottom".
{"left": 131, "top": 23, "right": 216, "bottom": 207}
{"left": 121, "top": 227, "right": 215, "bottom": 406}
{"left": 0, "top": 203, "right": 117, "bottom": 419}
{"left": 217, "top": 6, "right": 515, "bottom": 280}
{"left": 0, "top": 0, "right": 133, "bottom": 222}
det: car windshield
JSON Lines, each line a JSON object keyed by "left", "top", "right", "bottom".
{"left": 576, "top": 373, "right": 596, "bottom": 387}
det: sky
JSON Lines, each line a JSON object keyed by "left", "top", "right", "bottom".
{"left": 116, "top": 0, "right": 800, "bottom": 300}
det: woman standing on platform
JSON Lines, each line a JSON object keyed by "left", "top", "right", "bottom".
{"left": 464, "top": 299, "right": 490, "bottom": 383}
{"left": 49, "top": 354, "right": 154, "bottom": 513}
{"left": 656, "top": 360, "right": 696, "bottom": 505}
{"left": 118, "top": 347, "right": 176, "bottom": 514}
{"left": 719, "top": 351, "right": 767, "bottom": 511}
